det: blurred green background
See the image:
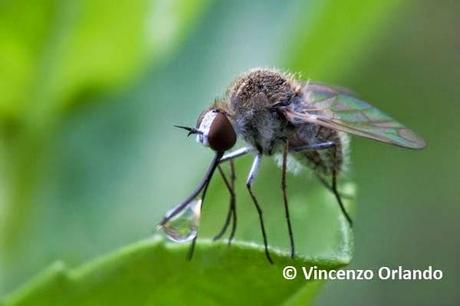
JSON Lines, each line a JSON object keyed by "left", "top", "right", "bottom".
{"left": 0, "top": 0, "right": 459, "bottom": 305}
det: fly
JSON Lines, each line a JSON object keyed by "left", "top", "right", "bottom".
{"left": 157, "top": 68, "right": 426, "bottom": 264}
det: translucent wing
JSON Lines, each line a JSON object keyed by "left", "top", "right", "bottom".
{"left": 282, "top": 83, "right": 426, "bottom": 149}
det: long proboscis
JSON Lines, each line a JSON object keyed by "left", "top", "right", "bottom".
{"left": 159, "top": 152, "right": 224, "bottom": 225}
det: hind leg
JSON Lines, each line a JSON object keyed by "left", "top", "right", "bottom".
{"left": 290, "top": 142, "right": 353, "bottom": 227}
{"left": 281, "top": 141, "right": 296, "bottom": 258}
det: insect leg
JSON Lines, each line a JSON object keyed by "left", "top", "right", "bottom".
{"left": 220, "top": 147, "right": 253, "bottom": 162}
{"left": 315, "top": 173, "right": 353, "bottom": 200}
{"left": 187, "top": 236, "right": 197, "bottom": 261}
{"left": 228, "top": 160, "right": 237, "bottom": 244}
{"left": 289, "top": 141, "right": 336, "bottom": 152}
{"left": 281, "top": 141, "right": 296, "bottom": 258}
{"left": 187, "top": 169, "right": 212, "bottom": 260}
{"left": 213, "top": 160, "right": 237, "bottom": 245}
{"left": 331, "top": 146, "right": 353, "bottom": 227}
{"left": 186, "top": 153, "right": 223, "bottom": 261}
{"left": 212, "top": 166, "right": 233, "bottom": 240}
{"left": 331, "top": 171, "right": 353, "bottom": 227}
{"left": 187, "top": 150, "right": 245, "bottom": 260}
{"left": 246, "top": 154, "right": 273, "bottom": 263}
{"left": 290, "top": 142, "right": 353, "bottom": 227}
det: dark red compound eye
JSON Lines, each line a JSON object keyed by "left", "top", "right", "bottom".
{"left": 207, "top": 112, "right": 237, "bottom": 152}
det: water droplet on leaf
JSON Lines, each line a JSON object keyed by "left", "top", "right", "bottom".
{"left": 158, "top": 199, "right": 202, "bottom": 243}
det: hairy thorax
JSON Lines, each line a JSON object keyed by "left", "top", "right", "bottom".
{"left": 226, "top": 68, "right": 300, "bottom": 154}
{"left": 223, "top": 68, "right": 349, "bottom": 175}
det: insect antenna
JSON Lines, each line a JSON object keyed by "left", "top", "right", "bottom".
{"left": 174, "top": 125, "right": 203, "bottom": 137}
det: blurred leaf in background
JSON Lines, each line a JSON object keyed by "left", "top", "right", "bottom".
{"left": 0, "top": 0, "right": 211, "bottom": 292}
{"left": 316, "top": 0, "right": 460, "bottom": 304}
{"left": 287, "top": 0, "right": 402, "bottom": 80}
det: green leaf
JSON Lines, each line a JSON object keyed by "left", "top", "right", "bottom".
{"left": 2, "top": 238, "right": 332, "bottom": 306}
{"left": 2, "top": 178, "right": 355, "bottom": 305}
{"left": 0, "top": 0, "right": 211, "bottom": 263}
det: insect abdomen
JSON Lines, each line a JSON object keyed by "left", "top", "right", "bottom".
{"left": 291, "top": 126, "right": 349, "bottom": 176}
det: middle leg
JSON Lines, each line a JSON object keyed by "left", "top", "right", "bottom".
{"left": 246, "top": 153, "right": 273, "bottom": 264}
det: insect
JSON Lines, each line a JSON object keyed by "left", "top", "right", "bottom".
{"left": 157, "top": 68, "right": 426, "bottom": 263}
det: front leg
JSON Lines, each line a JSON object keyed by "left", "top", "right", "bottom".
{"left": 220, "top": 147, "right": 253, "bottom": 162}
{"left": 213, "top": 161, "right": 237, "bottom": 244}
